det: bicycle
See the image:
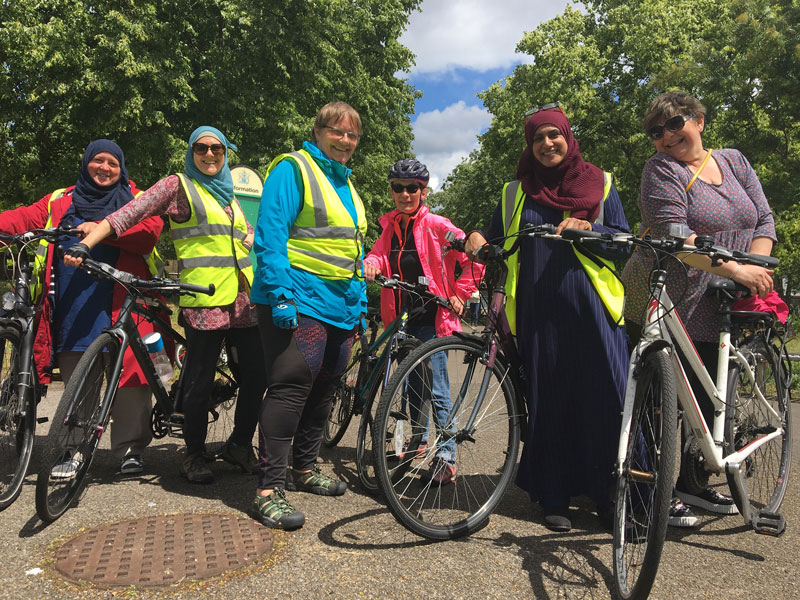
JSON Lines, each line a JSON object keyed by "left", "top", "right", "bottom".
{"left": 372, "top": 226, "right": 558, "bottom": 539}
{"left": 575, "top": 225, "right": 791, "bottom": 600}
{"left": 34, "top": 256, "right": 235, "bottom": 522}
{"left": 323, "top": 274, "right": 450, "bottom": 494}
{"left": 0, "top": 228, "right": 79, "bottom": 509}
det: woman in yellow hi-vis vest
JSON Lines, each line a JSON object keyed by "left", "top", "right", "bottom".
{"left": 465, "top": 105, "right": 630, "bottom": 533}
{"left": 64, "top": 127, "right": 266, "bottom": 486}
{"left": 248, "top": 102, "right": 366, "bottom": 530}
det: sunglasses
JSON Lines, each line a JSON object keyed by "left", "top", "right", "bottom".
{"left": 532, "top": 129, "right": 563, "bottom": 144}
{"left": 646, "top": 113, "right": 696, "bottom": 140}
{"left": 390, "top": 182, "right": 422, "bottom": 194}
{"left": 524, "top": 102, "right": 562, "bottom": 122}
{"left": 192, "top": 143, "right": 225, "bottom": 155}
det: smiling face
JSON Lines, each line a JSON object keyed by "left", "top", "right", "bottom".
{"left": 86, "top": 152, "right": 121, "bottom": 187}
{"left": 314, "top": 116, "right": 359, "bottom": 164}
{"left": 192, "top": 135, "right": 225, "bottom": 175}
{"left": 390, "top": 178, "right": 428, "bottom": 217}
{"left": 531, "top": 124, "right": 568, "bottom": 168}
{"left": 652, "top": 113, "right": 705, "bottom": 162}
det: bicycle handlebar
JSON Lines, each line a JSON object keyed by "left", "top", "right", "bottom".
{"left": 78, "top": 257, "right": 215, "bottom": 297}
{"left": 374, "top": 273, "right": 451, "bottom": 309}
{"left": 0, "top": 227, "right": 83, "bottom": 246}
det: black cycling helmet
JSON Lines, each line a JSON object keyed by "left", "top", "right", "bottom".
{"left": 388, "top": 158, "right": 430, "bottom": 184}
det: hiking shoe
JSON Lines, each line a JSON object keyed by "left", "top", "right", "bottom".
{"left": 428, "top": 457, "right": 457, "bottom": 485}
{"left": 677, "top": 487, "right": 739, "bottom": 515}
{"left": 222, "top": 441, "right": 258, "bottom": 474}
{"left": 251, "top": 489, "right": 305, "bottom": 530}
{"left": 120, "top": 454, "right": 144, "bottom": 475}
{"left": 399, "top": 440, "right": 428, "bottom": 461}
{"left": 286, "top": 465, "right": 346, "bottom": 496}
{"left": 668, "top": 497, "right": 699, "bottom": 527}
{"left": 51, "top": 451, "right": 80, "bottom": 479}
{"left": 180, "top": 451, "right": 214, "bottom": 484}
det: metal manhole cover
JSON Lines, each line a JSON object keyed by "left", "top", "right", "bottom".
{"left": 54, "top": 514, "right": 275, "bottom": 586}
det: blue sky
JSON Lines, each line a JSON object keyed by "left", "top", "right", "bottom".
{"left": 399, "top": 0, "right": 572, "bottom": 189}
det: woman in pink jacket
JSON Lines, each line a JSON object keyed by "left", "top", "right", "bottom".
{"left": 363, "top": 158, "right": 482, "bottom": 484}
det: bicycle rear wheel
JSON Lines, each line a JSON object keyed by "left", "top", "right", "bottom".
{"left": 36, "top": 333, "right": 119, "bottom": 523}
{"left": 323, "top": 349, "right": 362, "bottom": 447}
{"left": 204, "top": 370, "right": 239, "bottom": 460}
{"left": 612, "top": 349, "right": 676, "bottom": 600}
{"left": 356, "top": 337, "right": 420, "bottom": 495}
{"left": 724, "top": 335, "right": 791, "bottom": 517}
{"left": 0, "top": 326, "right": 37, "bottom": 510}
{"left": 374, "top": 336, "right": 522, "bottom": 540}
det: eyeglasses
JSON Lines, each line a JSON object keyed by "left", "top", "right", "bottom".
{"left": 646, "top": 114, "right": 696, "bottom": 140}
{"left": 323, "top": 125, "right": 360, "bottom": 142}
{"left": 192, "top": 143, "right": 225, "bottom": 156}
{"left": 390, "top": 182, "right": 422, "bottom": 194}
{"left": 532, "top": 129, "right": 563, "bottom": 144}
{"left": 524, "top": 102, "right": 562, "bottom": 122}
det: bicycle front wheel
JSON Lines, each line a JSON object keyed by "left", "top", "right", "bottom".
{"left": 724, "top": 335, "right": 791, "bottom": 517}
{"left": 0, "top": 326, "right": 37, "bottom": 510}
{"left": 374, "top": 336, "right": 522, "bottom": 540}
{"left": 613, "top": 349, "right": 676, "bottom": 600}
{"left": 36, "top": 333, "right": 119, "bottom": 523}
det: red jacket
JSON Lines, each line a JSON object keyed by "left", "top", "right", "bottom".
{"left": 0, "top": 183, "right": 164, "bottom": 386}
{"left": 363, "top": 204, "right": 484, "bottom": 338}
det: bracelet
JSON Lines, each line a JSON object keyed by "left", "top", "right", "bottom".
{"left": 731, "top": 263, "right": 743, "bottom": 280}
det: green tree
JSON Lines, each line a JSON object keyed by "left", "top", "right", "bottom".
{"left": 1, "top": 0, "right": 420, "bottom": 233}
{"left": 435, "top": 0, "right": 800, "bottom": 287}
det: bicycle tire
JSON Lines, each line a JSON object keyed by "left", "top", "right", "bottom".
{"left": 724, "top": 335, "right": 792, "bottom": 516}
{"left": 204, "top": 370, "right": 239, "bottom": 460}
{"left": 374, "top": 336, "right": 522, "bottom": 540}
{"left": 356, "top": 337, "right": 421, "bottom": 495}
{"left": 612, "top": 349, "right": 676, "bottom": 600}
{"left": 323, "top": 348, "right": 363, "bottom": 447}
{"left": 0, "top": 326, "right": 37, "bottom": 510}
{"left": 35, "top": 333, "right": 119, "bottom": 523}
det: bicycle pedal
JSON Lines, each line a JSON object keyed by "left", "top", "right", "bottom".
{"left": 753, "top": 511, "right": 785, "bottom": 537}
{"left": 37, "top": 416, "right": 49, "bottom": 424}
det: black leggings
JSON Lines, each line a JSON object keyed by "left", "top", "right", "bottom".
{"left": 256, "top": 306, "right": 354, "bottom": 489}
{"left": 180, "top": 324, "right": 267, "bottom": 455}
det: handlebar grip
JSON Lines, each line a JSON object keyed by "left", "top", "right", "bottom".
{"left": 560, "top": 228, "right": 605, "bottom": 242}
{"left": 181, "top": 282, "right": 215, "bottom": 296}
{"left": 733, "top": 251, "right": 779, "bottom": 269}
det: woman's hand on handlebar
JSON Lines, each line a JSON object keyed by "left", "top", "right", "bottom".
{"left": 63, "top": 243, "right": 90, "bottom": 267}
{"left": 555, "top": 217, "right": 591, "bottom": 236}
{"left": 364, "top": 263, "right": 381, "bottom": 282}
{"left": 464, "top": 231, "right": 489, "bottom": 263}
{"left": 731, "top": 263, "right": 774, "bottom": 299}
{"left": 449, "top": 295, "right": 464, "bottom": 316}
{"left": 63, "top": 218, "right": 113, "bottom": 268}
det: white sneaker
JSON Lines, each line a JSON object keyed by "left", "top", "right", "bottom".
{"left": 51, "top": 451, "right": 81, "bottom": 479}
{"left": 677, "top": 488, "right": 739, "bottom": 515}
{"left": 668, "top": 497, "right": 699, "bottom": 528}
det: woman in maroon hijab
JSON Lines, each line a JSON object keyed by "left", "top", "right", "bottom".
{"left": 466, "top": 104, "right": 630, "bottom": 532}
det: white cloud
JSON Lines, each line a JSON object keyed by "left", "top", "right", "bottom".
{"left": 401, "top": 0, "right": 568, "bottom": 75}
{"left": 412, "top": 101, "right": 492, "bottom": 190}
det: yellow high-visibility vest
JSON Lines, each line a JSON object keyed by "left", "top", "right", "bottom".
{"left": 170, "top": 174, "right": 253, "bottom": 307}
{"left": 267, "top": 149, "right": 366, "bottom": 280}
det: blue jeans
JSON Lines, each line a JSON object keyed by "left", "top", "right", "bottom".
{"left": 406, "top": 324, "right": 456, "bottom": 463}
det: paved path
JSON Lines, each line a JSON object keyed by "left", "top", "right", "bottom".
{"left": 1, "top": 385, "right": 798, "bottom": 599}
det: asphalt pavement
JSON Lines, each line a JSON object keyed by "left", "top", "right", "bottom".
{"left": 0, "top": 384, "right": 798, "bottom": 599}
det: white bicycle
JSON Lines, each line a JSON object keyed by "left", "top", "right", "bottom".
{"left": 565, "top": 226, "right": 792, "bottom": 600}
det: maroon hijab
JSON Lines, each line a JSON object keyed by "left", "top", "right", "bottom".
{"left": 515, "top": 109, "right": 604, "bottom": 221}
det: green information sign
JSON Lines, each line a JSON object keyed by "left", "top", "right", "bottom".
{"left": 231, "top": 165, "right": 264, "bottom": 266}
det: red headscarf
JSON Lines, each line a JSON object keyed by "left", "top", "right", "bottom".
{"left": 515, "top": 108, "right": 604, "bottom": 221}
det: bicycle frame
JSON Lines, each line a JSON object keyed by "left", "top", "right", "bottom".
{"left": 620, "top": 268, "right": 786, "bottom": 526}
{"left": 355, "top": 311, "right": 412, "bottom": 409}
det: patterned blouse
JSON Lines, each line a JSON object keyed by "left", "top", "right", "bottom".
{"left": 106, "top": 175, "right": 258, "bottom": 330}
{"left": 621, "top": 149, "right": 776, "bottom": 342}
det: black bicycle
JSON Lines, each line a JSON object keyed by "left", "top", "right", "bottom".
{"left": 0, "top": 228, "right": 81, "bottom": 510}
{"left": 34, "top": 257, "right": 237, "bottom": 522}
{"left": 323, "top": 275, "right": 451, "bottom": 494}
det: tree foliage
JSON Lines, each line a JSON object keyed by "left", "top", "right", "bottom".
{"left": 1, "top": 0, "right": 421, "bottom": 233}
{"left": 432, "top": 0, "right": 800, "bottom": 287}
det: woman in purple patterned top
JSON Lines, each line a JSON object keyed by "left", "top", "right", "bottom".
{"left": 621, "top": 91, "right": 777, "bottom": 526}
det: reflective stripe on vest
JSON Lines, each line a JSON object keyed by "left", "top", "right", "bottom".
{"left": 29, "top": 188, "right": 67, "bottom": 303}
{"left": 171, "top": 174, "right": 254, "bottom": 307}
{"left": 501, "top": 172, "right": 623, "bottom": 334}
{"left": 562, "top": 171, "right": 625, "bottom": 326}
{"left": 267, "top": 149, "right": 367, "bottom": 279}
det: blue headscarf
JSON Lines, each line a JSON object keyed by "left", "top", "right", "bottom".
{"left": 65, "top": 139, "right": 134, "bottom": 224}
{"left": 184, "top": 126, "right": 238, "bottom": 207}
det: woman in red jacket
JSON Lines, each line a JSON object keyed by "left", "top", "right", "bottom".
{"left": 0, "top": 139, "right": 163, "bottom": 475}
